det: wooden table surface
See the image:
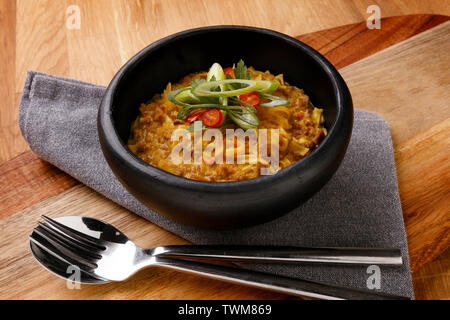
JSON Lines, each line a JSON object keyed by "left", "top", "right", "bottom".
{"left": 0, "top": 0, "right": 449, "bottom": 300}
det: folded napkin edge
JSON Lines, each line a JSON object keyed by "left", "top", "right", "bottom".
{"left": 19, "top": 71, "right": 107, "bottom": 146}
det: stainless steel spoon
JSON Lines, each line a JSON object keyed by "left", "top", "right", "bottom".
{"left": 29, "top": 216, "right": 409, "bottom": 299}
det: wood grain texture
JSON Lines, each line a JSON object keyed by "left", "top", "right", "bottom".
{"left": 297, "top": 14, "right": 449, "bottom": 69}
{"left": 413, "top": 249, "right": 450, "bottom": 300}
{"left": 339, "top": 21, "right": 450, "bottom": 145}
{"left": 0, "top": 0, "right": 448, "bottom": 299}
{"left": 0, "top": 152, "right": 77, "bottom": 219}
{"left": 395, "top": 119, "right": 450, "bottom": 272}
{"left": 0, "top": 1, "right": 25, "bottom": 163}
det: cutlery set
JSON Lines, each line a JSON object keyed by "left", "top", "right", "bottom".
{"left": 29, "top": 215, "right": 409, "bottom": 300}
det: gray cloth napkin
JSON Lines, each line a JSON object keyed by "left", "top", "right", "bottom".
{"left": 19, "top": 71, "right": 414, "bottom": 298}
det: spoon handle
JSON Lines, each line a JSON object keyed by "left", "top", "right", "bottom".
{"left": 154, "top": 256, "right": 409, "bottom": 300}
{"left": 155, "top": 245, "right": 403, "bottom": 266}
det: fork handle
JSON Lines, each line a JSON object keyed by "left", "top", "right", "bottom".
{"left": 155, "top": 245, "right": 402, "bottom": 266}
{"left": 153, "top": 256, "right": 409, "bottom": 300}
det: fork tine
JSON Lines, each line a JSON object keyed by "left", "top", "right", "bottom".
{"left": 30, "top": 234, "right": 78, "bottom": 267}
{"left": 30, "top": 232, "right": 109, "bottom": 282}
{"left": 30, "top": 232, "right": 97, "bottom": 274}
{"left": 32, "top": 226, "right": 99, "bottom": 270}
{"left": 41, "top": 215, "right": 106, "bottom": 251}
{"left": 37, "top": 222, "right": 103, "bottom": 260}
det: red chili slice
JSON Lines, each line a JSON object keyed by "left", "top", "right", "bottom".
{"left": 224, "top": 67, "right": 234, "bottom": 78}
{"left": 186, "top": 109, "right": 206, "bottom": 123}
{"left": 201, "top": 109, "right": 223, "bottom": 127}
{"left": 239, "top": 91, "right": 260, "bottom": 107}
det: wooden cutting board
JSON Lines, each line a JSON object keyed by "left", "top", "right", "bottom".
{"left": 0, "top": 15, "right": 449, "bottom": 299}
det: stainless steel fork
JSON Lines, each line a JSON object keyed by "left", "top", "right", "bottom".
{"left": 29, "top": 215, "right": 409, "bottom": 300}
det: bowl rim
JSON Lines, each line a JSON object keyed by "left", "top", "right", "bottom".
{"left": 98, "top": 25, "right": 352, "bottom": 192}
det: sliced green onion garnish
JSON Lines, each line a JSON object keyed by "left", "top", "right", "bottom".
{"left": 259, "top": 93, "right": 291, "bottom": 107}
{"left": 192, "top": 79, "right": 257, "bottom": 97}
{"left": 257, "top": 80, "right": 279, "bottom": 93}
{"left": 207, "top": 63, "right": 225, "bottom": 82}
{"left": 167, "top": 87, "right": 193, "bottom": 107}
{"left": 206, "top": 63, "right": 228, "bottom": 106}
{"left": 228, "top": 109, "right": 260, "bottom": 129}
{"left": 173, "top": 88, "right": 202, "bottom": 104}
{"left": 169, "top": 61, "right": 294, "bottom": 130}
{"left": 168, "top": 88, "right": 221, "bottom": 114}
{"left": 191, "top": 80, "right": 275, "bottom": 98}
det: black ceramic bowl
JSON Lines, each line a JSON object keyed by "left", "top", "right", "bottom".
{"left": 98, "top": 26, "right": 353, "bottom": 229}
